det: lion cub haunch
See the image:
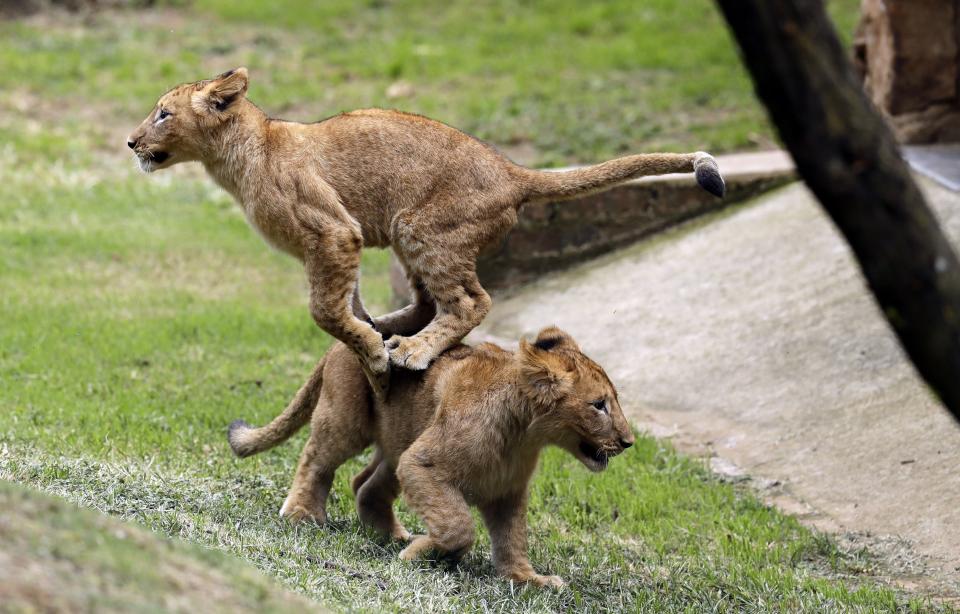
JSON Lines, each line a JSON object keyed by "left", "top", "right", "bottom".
{"left": 228, "top": 327, "right": 635, "bottom": 588}
{"left": 129, "top": 68, "right": 725, "bottom": 399}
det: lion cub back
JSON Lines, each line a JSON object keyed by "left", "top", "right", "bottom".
{"left": 368, "top": 343, "right": 496, "bottom": 462}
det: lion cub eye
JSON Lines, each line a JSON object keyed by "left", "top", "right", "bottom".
{"left": 157, "top": 109, "right": 171, "bottom": 121}
{"left": 590, "top": 399, "right": 608, "bottom": 414}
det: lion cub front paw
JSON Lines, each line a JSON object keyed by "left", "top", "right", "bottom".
{"left": 398, "top": 535, "right": 431, "bottom": 561}
{"left": 385, "top": 335, "right": 434, "bottom": 371}
{"left": 366, "top": 343, "right": 390, "bottom": 374}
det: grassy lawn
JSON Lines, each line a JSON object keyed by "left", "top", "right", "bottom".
{"left": 1, "top": 1, "right": 860, "bottom": 167}
{"left": 0, "top": 481, "right": 313, "bottom": 612}
{"left": 0, "top": 1, "right": 945, "bottom": 612}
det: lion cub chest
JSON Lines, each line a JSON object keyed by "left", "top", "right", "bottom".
{"left": 459, "top": 451, "right": 540, "bottom": 505}
{"left": 243, "top": 199, "right": 304, "bottom": 258}
{"left": 206, "top": 163, "right": 305, "bottom": 259}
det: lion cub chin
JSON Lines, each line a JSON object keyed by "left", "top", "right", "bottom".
{"left": 228, "top": 326, "right": 634, "bottom": 588}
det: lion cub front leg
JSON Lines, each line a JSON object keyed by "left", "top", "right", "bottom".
{"left": 481, "top": 493, "right": 564, "bottom": 589}
{"left": 396, "top": 453, "right": 475, "bottom": 562}
{"left": 302, "top": 226, "right": 390, "bottom": 398}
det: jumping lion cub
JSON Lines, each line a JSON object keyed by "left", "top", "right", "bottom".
{"left": 128, "top": 68, "right": 724, "bottom": 396}
{"left": 228, "top": 327, "right": 634, "bottom": 588}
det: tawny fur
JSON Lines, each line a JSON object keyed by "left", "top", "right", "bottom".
{"left": 228, "top": 327, "right": 635, "bottom": 588}
{"left": 128, "top": 68, "right": 724, "bottom": 397}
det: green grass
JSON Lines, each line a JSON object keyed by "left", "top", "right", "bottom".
{"left": 0, "top": 1, "right": 945, "bottom": 612}
{"left": 1, "top": 0, "right": 859, "bottom": 167}
{"left": 2, "top": 437, "right": 928, "bottom": 612}
{"left": 0, "top": 481, "right": 313, "bottom": 612}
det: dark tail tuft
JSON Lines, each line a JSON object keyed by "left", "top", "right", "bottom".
{"left": 694, "top": 153, "right": 725, "bottom": 198}
{"left": 225, "top": 358, "right": 325, "bottom": 459}
{"left": 227, "top": 419, "right": 255, "bottom": 457}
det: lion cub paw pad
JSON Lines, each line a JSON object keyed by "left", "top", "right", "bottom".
{"left": 385, "top": 336, "right": 433, "bottom": 371}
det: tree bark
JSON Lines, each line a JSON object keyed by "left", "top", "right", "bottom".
{"left": 715, "top": 0, "right": 960, "bottom": 422}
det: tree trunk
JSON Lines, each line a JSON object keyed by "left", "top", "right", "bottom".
{"left": 715, "top": 0, "right": 960, "bottom": 422}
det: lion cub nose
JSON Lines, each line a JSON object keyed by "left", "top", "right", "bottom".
{"left": 127, "top": 138, "right": 137, "bottom": 150}
{"left": 619, "top": 437, "right": 634, "bottom": 449}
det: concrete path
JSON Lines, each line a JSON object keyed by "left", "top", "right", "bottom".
{"left": 473, "top": 178, "right": 960, "bottom": 596}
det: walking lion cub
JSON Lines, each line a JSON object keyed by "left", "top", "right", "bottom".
{"left": 227, "top": 327, "right": 634, "bottom": 588}
{"left": 128, "top": 68, "right": 725, "bottom": 397}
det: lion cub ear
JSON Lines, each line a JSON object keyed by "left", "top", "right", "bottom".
{"left": 518, "top": 338, "right": 573, "bottom": 406}
{"left": 531, "top": 326, "right": 580, "bottom": 353}
{"left": 192, "top": 67, "right": 249, "bottom": 115}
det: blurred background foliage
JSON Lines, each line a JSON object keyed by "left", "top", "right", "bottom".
{"left": 0, "top": 0, "right": 860, "bottom": 166}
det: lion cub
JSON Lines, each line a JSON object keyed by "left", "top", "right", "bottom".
{"left": 228, "top": 327, "right": 634, "bottom": 588}
{"left": 128, "top": 68, "right": 725, "bottom": 397}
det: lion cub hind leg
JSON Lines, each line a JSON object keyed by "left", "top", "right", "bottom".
{"left": 373, "top": 275, "right": 436, "bottom": 340}
{"left": 350, "top": 449, "right": 382, "bottom": 496}
{"left": 386, "top": 198, "right": 513, "bottom": 371}
{"left": 355, "top": 458, "right": 410, "bottom": 541}
{"left": 386, "top": 269, "right": 491, "bottom": 371}
{"left": 281, "top": 394, "right": 372, "bottom": 524}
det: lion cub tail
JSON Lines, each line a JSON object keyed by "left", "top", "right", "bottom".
{"left": 521, "top": 151, "right": 724, "bottom": 203}
{"left": 227, "top": 356, "right": 327, "bottom": 458}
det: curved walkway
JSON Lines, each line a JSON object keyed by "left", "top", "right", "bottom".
{"left": 474, "top": 178, "right": 960, "bottom": 596}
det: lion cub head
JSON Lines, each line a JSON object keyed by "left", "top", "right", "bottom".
{"left": 126, "top": 68, "right": 250, "bottom": 173}
{"left": 518, "top": 326, "right": 635, "bottom": 472}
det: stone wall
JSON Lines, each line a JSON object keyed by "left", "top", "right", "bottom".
{"left": 855, "top": 0, "right": 960, "bottom": 143}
